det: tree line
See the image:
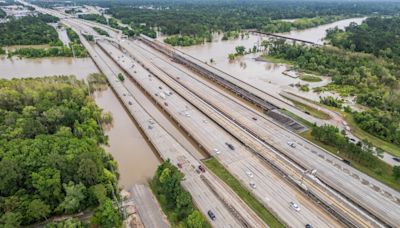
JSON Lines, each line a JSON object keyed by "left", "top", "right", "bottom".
{"left": 311, "top": 125, "right": 400, "bottom": 188}
{"left": 326, "top": 16, "right": 400, "bottom": 62}
{"left": 264, "top": 40, "right": 400, "bottom": 146}
{"left": 0, "top": 13, "right": 59, "bottom": 46}
{"left": 151, "top": 160, "right": 209, "bottom": 227}
{"left": 0, "top": 76, "right": 121, "bottom": 227}
{"left": 103, "top": 0, "right": 400, "bottom": 46}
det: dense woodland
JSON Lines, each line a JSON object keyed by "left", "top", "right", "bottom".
{"left": 151, "top": 161, "right": 209, "bottom": 227}
{"left": 265, "top": 40, "right": 400, "bottom": 146}
{"left": 0, "top": 14, "right": 59, "bottom": 46}
{"left": 326, "top": 16, "right": 400, "bottom": 62}
{"left": 103, "top": 0, "right": 400, "bottom": 46}
{"left": 0, "top": 76, "right": 121, "bottom": 227}
{"left": 78, "top": 13, "right": 156, "bottom": 38}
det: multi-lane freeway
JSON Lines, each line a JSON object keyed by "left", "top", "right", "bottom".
{"left": 64, "top": 19, "right": 266, "bottom": 227}
{"left": 18, "top": 1, "right": 400, "bottom": 227}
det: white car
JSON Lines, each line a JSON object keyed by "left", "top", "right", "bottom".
{"left": 290, "top": 201, "right": 300, "bottom": 212}
{"left": 246, "top": 171, "right": 254, "bottom": 178}
{"left": 249, "top": 182, "right": 256, "bottom": 189}
{"left": 213, "top": 148, "right": 220, "bottom": 154}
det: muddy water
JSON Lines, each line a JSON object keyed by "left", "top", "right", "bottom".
{"left": 277, "top": 17, "right": 366, "bottom": 45}
{"left": 175, "top": 18, "right": 365, "bottom": 101}
{"left": 0, "top": 55, "right": 160, "bottom": 188}
{"left": 94, "top": 88, "right": 160, "bottom": 188}
{"left": 0, "top": 56, "right": 98, "bottom": 80}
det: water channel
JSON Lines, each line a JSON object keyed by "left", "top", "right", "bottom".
{"left": 173, "top": 17, "right": 366, "bottom": 103}
{"left": 1, "top": 17, "right": 380, "bottom": 188}
{"left": 0, "top": 56, "right": 160, "bottom": 188}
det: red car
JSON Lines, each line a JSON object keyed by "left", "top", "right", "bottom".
{"left": 198, "top": 165, "right": 206, "bottom": 173}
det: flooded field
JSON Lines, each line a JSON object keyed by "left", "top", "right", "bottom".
{"left": 0, "top": 56, "right": 98, "bottom": 80}
{"left": 174, "top": 17, "right": 365, "bottom": 101}
{"left": 94, "top": 88, "right": 160, "bottom": 188}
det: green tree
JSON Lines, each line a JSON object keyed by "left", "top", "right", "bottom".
{"left": 56, "top": 182, "right": 87, "bottom": 213}
{"left": 0, "top": 159, "right": 21, "bottom": 196}
{"left": 186, "top": 210, "right": 206, "bottom": 228}
{"left": 31, "top": 168, "right": 63, "bottom": 205}
{"left": 27, "top": 199, "right": 51, "bottom": 222}
{"left": 235, "top": 46, "right": 246, "bottom": 55}
{"left": 0, "top": 212, "right": 22, "bottom": 228}
{"left": 91, "top": 199, "right": 122, "bottom": 228}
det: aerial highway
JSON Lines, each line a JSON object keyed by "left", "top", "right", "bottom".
{"left": 98, "top": 39, "right": 342, "bottom": 227}
{"left": 125, "top": 37, "right": 400, "bottom": 227}
{"left": 64, "top": 19, "right": 267, "bottom": 227}
{"left": 72, "top": 15, "right": 396, "bottom": 227}
{"left": 21, "top": 1, "right": 399, "bottom": 226}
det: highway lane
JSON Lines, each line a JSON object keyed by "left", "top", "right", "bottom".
{"left": 38, "top": 6, "right": 396, "bottom": 225}
{"left": 126, "top": 39, "right": 400, "bottom": 227}
{"left": 69, "top": 25, "right": 255, "bottom": 227}
{"left": 97, "top": 40, "right": 343, "bottom": 227}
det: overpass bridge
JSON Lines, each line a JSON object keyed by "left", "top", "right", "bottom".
{"left": 246, "top": 29, "right": 320, "bottom": 46}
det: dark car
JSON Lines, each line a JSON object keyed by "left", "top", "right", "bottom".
{"left": 393, "top": 157, "right": 400, "bottom": 162}
{"left": 225, "top": 142, "right": 235, "bottom": 150}
{"left": 164, "top": 102, "right": 168, "bottom": 106}
{"left": 177, "top": 163, "right": 182, "bottom": 168}
{"left": 207, "top": 210, "right": 216, "bottom": 221}
{"left": 305, "top": 224, "right": 313, "bottom": 228}
{"left": 342, "top": 159, "right": 351, "bottom": 165}
{"left": 198, "top": 165, "right": 205, "bottom": 173}
{"left": 252, "top": 117, "right": 257, "bottom": 121}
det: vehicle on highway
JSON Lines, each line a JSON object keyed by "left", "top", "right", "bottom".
{"left": 225, "top": 142, "right": 235, "bottom": 150}
{"left": 287, "top": 141, "right": 296, "bottom": 148}
{"left": 164, "top": 102, "right": 168, "bottom": 106}
{"left": 392, "top": 157, "right": 400, "bottom": 162}
{"left": 207, "top": 210, "right": 216, "bottom": 221}
{"left": 252, "top": 117, "right": 257, "bottom": 121}
{"left": 128, "top": 101, "right": 132, "bottom": 105}
{"left": 249, "top": 182, "right": 256, "bottom": 189}
{"left": 213, "top": 148, "right": 220, "bottom": 154}
{"left": 158, "top": 86, "right": 162, "bottom": 89}
{"left": 246, "top": 171, "right": 253, "bottom": 178}
{"left": 177, "top": 163, "right": 182, "bottom": 168}
{"left": 305, "top": 224, "right": 313, "bottom": 228}
{"left": 198, "top": 165, "right": 206, "bottom": 173}
{"left": 159, "top": 92, "right": 166, "bottom": 99}
{"left": 342, "top": 159, "right": 351, "bottom": 165}
{"left": 290, "top": 201, "right": 300, "bottom": 212}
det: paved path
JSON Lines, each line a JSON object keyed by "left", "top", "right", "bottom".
{"left": 131, "top": 184, "right": 170, "bottom": 228}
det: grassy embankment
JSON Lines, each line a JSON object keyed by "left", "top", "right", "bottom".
{"left": 264, "top": 54, "right": 400, "bottom": 157}
{"left": 203, "top": 158, "right": 284, "bottom": 228}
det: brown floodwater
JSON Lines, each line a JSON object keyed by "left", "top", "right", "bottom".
{"left": 0, "top": 55, "right": 160, "bottom": 188}
{"left": 93, "top": 88, "right": 160, "bottom": 188}
{"left": 0, "top": 56, "right": 98, "bottom": 80}
{"left": 173, "top": 17, "right": 365, "bottom": 102}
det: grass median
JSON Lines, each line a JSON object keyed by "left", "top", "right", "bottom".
{"left": 203, "top": 157, "right": 284, "bottom": 228}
